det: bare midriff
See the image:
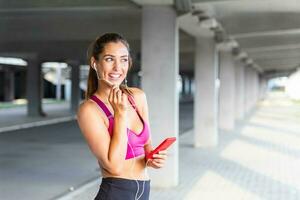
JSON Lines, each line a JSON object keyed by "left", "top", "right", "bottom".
{"left": 99, "top": 155, "right": 149, "bottom": 180}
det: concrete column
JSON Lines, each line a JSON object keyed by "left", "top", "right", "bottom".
{"left": 188, "top": 76, "right": 192, "bottom": 95}
{"left": 3, "top": 68, "right": 15, "bottom": 102}
{"left": 250, "top": 68, "right": 258, "bottom": 108}
{"left": 259, "top": 76, "right": 268, "bottom": 100}
{"left": 141, "top": 5, "right": 179, "bottom": 187}
{"left": 251, "top": 69, "right": 255, "bottom": 108}
{"left": 69, "top": 61, "right": 80, "bottom": 114}
{"left": 234, "top": 60, "right": 245, "bottom": 120}
{"left": 191, "top": 78, "right": 195, "bottom": 95}
{"left": 184, "top": 75, "right": 190, "bottom": 96}
{"left": 26, "top": 57, "right": 44, "bottom": 117}
{"left": 255, "top": 70, "right": 260, "bottom": 103}
{"left": 244, "top": 66, "right": 251, "bottom": 114}
{"left": 181, "top": 74, "right": 186, "bottom": 96}
{"left": 56, "top": 65, "right": 62, "bottom": 100}
{"left": 218, "top": 45, "right": 235, "bottom": 131}
{"left": 194, "top": 32, "right": 218, "bottom": 147}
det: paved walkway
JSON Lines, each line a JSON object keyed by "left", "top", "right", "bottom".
{"left": 1, "top": 92, "right": 300, "bottom": 200}
{"left": 0, "top": 102, "right": 75, "bottom": 133}
{"left": 59, "top": 92, "right": 300, "bottom": 200}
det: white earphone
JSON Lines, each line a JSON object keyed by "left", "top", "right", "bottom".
{"left": 127, "top": 140, "right": 149, "bottom": 200}
{"left": 93, "top": 63, "right": 101, "bottom": 80}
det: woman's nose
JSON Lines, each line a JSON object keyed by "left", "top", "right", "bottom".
{"left": 113, "top": 60, "right": 122, "bottom": 70}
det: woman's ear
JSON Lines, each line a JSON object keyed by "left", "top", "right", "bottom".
{"left": 90, "top": 57, "right": 97, "bottom": 71}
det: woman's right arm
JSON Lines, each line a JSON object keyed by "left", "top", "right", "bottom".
{"left": 77, "top": 88, "right": 128, "bottom": 176}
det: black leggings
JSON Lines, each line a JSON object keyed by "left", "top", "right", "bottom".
{"left": 94, "top": 177, "right": 150, "bottom": 200}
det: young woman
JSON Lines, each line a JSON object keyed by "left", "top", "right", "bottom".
{"left": 77, "top": 33, "right": 168, "bottom": 200}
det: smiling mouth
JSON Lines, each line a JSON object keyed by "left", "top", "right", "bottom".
{"left": 108, "top": 73, "right": 122, "bottom": 79}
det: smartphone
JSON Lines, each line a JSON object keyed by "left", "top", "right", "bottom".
{"left": 146, "top": 137, "right": 176, "bottom": 160}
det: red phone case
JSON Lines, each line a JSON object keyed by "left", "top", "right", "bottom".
{"left": 146, "top": 137, "right": 176, "bottom": 160}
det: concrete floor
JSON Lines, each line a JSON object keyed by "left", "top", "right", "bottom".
{"left": 58, "top": 92, "right": 300, "bottom": 200}
{"left": 1, "top": 92, "right": 300, "bottom": 200}
{"left": 0, "top": 100, "right": 194, "bottom": 200}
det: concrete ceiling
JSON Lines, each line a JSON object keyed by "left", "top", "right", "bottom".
{"left": 1, "top": 0, "right": 299, "bottom": 76}
{"left": 0, "top": 0, "right": 195, "bottom": 73}
{"left": 0, "top": 0, "right": 137, "bottom": 9}
{"left": 190, "top": 0, "right": 300, "bottom": 74}
{"left": 0, "top": 2, "right": 141, "bottom": 65}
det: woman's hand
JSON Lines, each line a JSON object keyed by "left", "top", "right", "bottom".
{"left": 146, "top": 150, "right": 168, "bottom": 169}
{"left": 108, "top": 85, "right": 128, "bottom": 114}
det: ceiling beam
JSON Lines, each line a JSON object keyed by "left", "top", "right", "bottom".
{"left": 245, "top": 43, "right": 300, "bottom": 53}
{"left": 233, "top": 28, "right": 300, "bottom": 39}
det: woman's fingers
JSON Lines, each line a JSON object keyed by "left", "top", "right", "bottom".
{"left": 158, "top": 150, "right": 168, "bottom": 155}
{"left": 121, "top": 91, "right": 127, "bottom": 107}
{"left": 152, "top": 154, "right": 167, "bottom": 159}
{"left": 113, "top": 86, "right": 119, "bottom": 103}
{"left": 114, "top": 89, "right": 121, "bottom": 103}
{"left": 108, "top": 85, "right": 115, "bottom": 103}
{"left": 108, "top": 86, "right": 128, "bottom": 112}
{"left": 148, "top": 151, "right": 168, "bottom": 169}
{"left": 117, "top": 90, "right": 122, "bottom": 103}
{"left": 152, "top": 150, "right": 168, "bottom": 159}
{"left": 110, "top": 86, "right": 120, "bottom": 105}
{"left": 148, "top": 159, "right": 164, "bottom": 168}
{"left": 153, "top": 159, "right": 165, "bottom": 165}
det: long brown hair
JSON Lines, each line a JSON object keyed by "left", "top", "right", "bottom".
{"left": 86, "top": 33, "right": 133, "bottom": 99}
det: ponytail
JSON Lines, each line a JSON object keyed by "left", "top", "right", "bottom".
{"left": 85, "top": 68, "right": 98, "bottom": 100}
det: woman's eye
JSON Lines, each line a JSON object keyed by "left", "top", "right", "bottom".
{"left": 121, "top": 58, "right": 128, "bottom": 62}
{"left": 105, "top": 58, "right": 113, "bottom": 62}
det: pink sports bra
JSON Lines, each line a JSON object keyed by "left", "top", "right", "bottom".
{"left": 90, "top": 94, "right": 150, "bottom": 160}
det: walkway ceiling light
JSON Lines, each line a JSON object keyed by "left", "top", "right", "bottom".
{"left": 0, "top": 57, "right": 27, "bottom": 66}
{"left": 42, "top": 62, "right": 68, "bottom": 69}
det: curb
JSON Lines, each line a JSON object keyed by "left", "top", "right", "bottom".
{"left": 52, "top": 177, "right": 100, "bottom": 200}
{"left": 0, "top": 115, "right": 77, "bottom": 133}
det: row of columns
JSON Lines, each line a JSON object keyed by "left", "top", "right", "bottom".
{"left": 139, "top": 5, "right": 268, "bottom": 188}
{"left": 25, "top": 57, "right": 81, "bottom": 117}
{"left": 180, "top": 74, "right": 194, "bottom": 97}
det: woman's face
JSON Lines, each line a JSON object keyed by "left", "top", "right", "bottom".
{"left": 96, "top": 41, "right": 129, "bottom": 85}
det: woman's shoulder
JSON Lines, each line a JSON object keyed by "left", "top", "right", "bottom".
{"left": 127, "top": 87, "right": 148, "bottom": 114}
{"left": 128, "top": 87, "right": 147, "bottom": 102}
{"left": 77, "top": 98, "right": 99, "bottom": 118}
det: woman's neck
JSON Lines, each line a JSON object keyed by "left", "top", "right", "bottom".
{"left": 94, "top": 81, "right": 117, "bottom": 101}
